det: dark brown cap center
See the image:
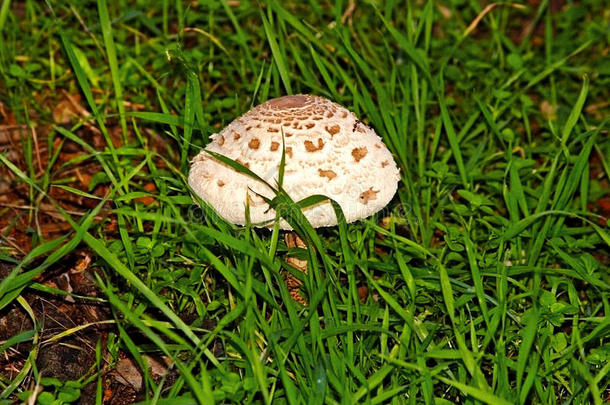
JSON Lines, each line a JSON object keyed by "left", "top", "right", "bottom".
{"left": 267, "top": 95, "right": 310, "bottom": 109}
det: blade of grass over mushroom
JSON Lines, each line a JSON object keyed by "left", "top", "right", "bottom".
{"left": 204, "top": 150, "right": 275, "bottom": 192}
{"left": 277, "top": 130, "right": 287, "bottom": 189}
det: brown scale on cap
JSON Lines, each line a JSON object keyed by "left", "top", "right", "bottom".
{"left": 359, "top": 187, "right": 379, "bottom": 204}
{"left": 326, "top": 124, "right": 340, "bottom": 136}
{"left": 248, "top": 138, "right": 260, "bottom": 149}
{"left": 352, "top": 147, "right": 368, "bottom": 162}
{"left": 218, "top": 135, "right": 225, "bottom": 146}
{"left": 304, "top": 138, "right": 325, "bottom": 152}
{"left": 285, "top": 146, "right": 293, "bottom": 158}
{"left": 318, "top": 169, "right": 337, "bottom": 180}
{"left": 270, "top": 141, "right": 280, "bottom": 152}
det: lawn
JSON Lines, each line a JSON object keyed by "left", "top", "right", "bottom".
{"left": 0, "top": 0, "right": 609, "bottom": 404}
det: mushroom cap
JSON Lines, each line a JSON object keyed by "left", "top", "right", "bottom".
{"left": 188, "top": 94, "right": 400, "bottom": 229}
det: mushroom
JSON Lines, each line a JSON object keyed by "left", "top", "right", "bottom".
{"left": 188, "top": 94, "right": 400, "bottom": 303}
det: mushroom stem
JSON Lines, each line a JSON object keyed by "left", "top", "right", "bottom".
{"left": 284, "top": 232, "right": 308, "bottom": 305}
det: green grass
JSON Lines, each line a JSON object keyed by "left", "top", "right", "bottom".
{"left": 1, "top": 0, "right": 609, "bottom": 404}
